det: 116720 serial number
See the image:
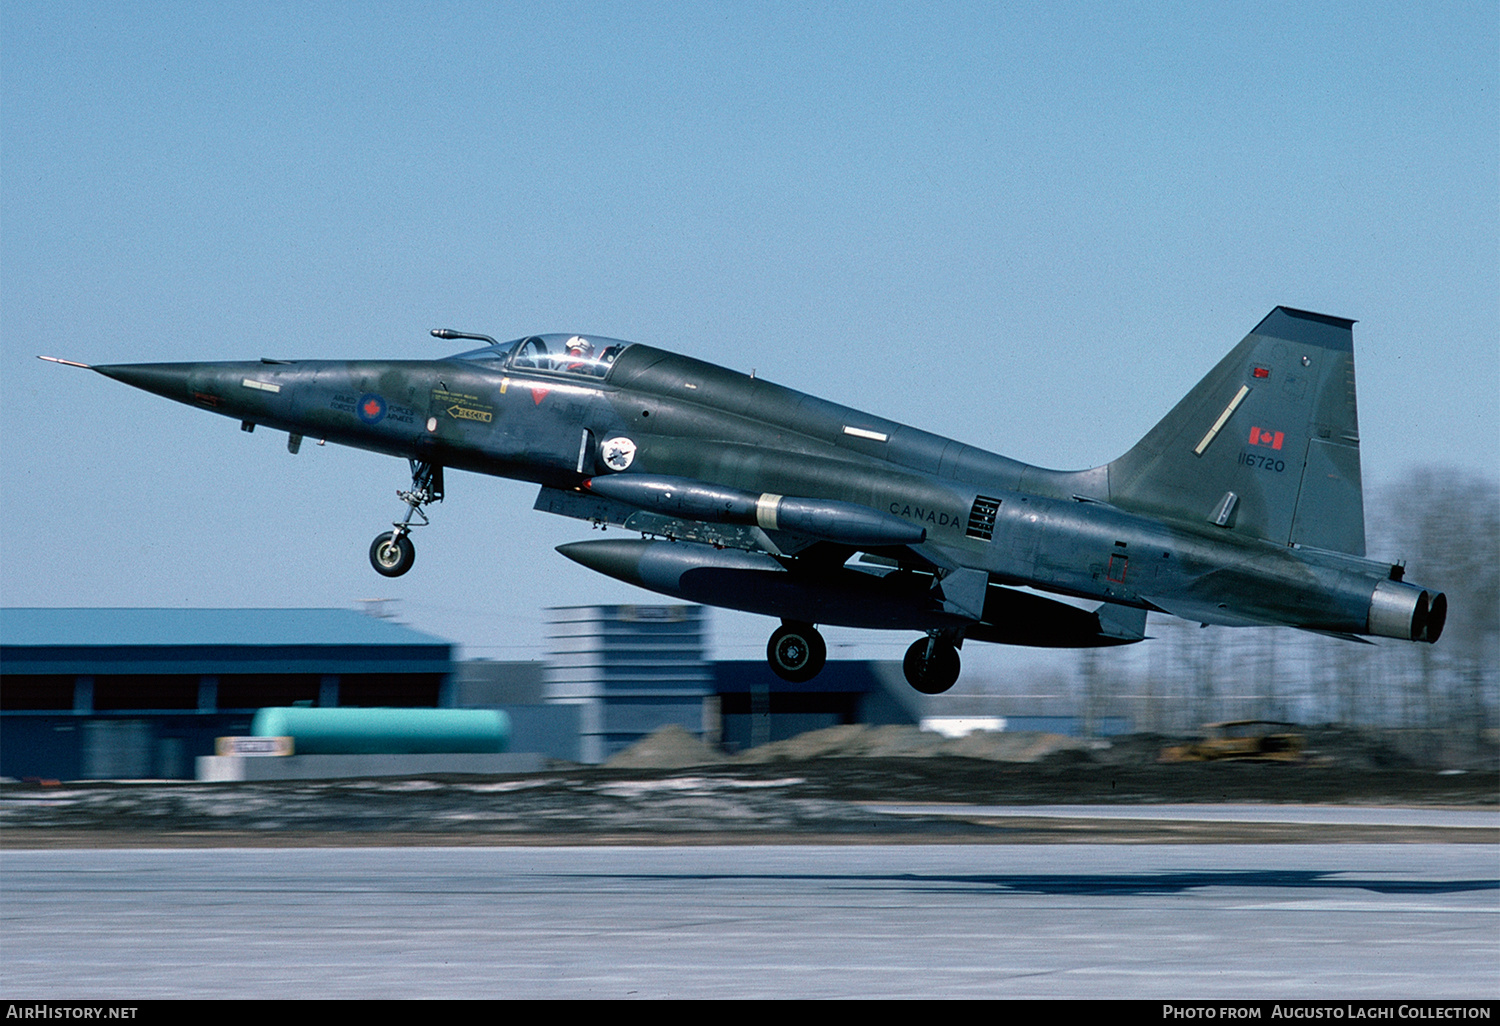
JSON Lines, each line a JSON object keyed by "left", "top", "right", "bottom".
{"left": 1238, "top": 451, "right": 1286, "bottom": 472}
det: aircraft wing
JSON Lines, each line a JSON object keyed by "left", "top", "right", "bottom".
{"left": 541, "top": 481, "right": 1151, "bottom": 647}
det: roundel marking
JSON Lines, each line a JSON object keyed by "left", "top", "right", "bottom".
{"left": 601, "top": 436, "right": 637, "bottom": 471}
{"left": 357, "top": 393, "right": 387, "bottom": 425}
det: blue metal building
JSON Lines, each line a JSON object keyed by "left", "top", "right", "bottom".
{"left": 0, "top": 608, "right": 453, "bottom": 779}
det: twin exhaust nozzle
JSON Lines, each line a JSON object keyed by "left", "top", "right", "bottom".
{"left": 1368, "top": 579, "right": 1446, "bottom": 643}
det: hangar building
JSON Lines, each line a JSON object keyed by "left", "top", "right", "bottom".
{"left": 4, "top": 605, "right": 1097, "bottom": 779}
{"left": 0, "top": 608, "right": 453, "bottom": 780}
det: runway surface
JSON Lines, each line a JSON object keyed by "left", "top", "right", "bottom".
{"left": 3, "top": 843, "right": 1496, "bottom": 999}
{"left": 868, "top": 804, "right": 1500, "bottom": 828}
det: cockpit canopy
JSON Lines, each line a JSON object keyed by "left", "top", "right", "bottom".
{"left": 452, "top": 333, "right": 632, "bottom": 379}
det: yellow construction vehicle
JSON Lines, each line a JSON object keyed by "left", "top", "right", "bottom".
{"left": 1159, "top": 721, "right": 1305, "bottom": 763}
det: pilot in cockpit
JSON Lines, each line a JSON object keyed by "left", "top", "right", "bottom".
{"left": 564, "top": 337, "right": 594, "bottom": 372}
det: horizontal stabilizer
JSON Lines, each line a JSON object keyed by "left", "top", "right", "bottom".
{"left": 1303, "top": 629, "right": 1375, "bottom": 645}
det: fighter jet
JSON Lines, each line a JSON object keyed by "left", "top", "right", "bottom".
{"left": 41, "top": 307, "right": 1445, "bottom": 694}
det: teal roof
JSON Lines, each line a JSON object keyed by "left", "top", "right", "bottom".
{"left": 1, "top": 608, "right": 451, "bottom": 649}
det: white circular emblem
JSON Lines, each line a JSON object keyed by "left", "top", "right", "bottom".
{"left": 426, "top": 417, "right": 438, "bottom": 433}
{"left": 601, "top": 436, "right": 637, "bottom": 471}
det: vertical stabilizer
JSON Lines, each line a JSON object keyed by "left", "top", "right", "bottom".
{"left": 1106, "top": 307, "right": 1365, "bottom": 555}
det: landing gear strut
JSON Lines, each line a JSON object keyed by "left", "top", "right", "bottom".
{"left": 767, "top": 621, "right": 827, "bottom": 683}
{"left": 903, "top": 633, "right": 961, "bottom": 694}
{"left": 369, "top": 460, "right": 443, "bottom": 578}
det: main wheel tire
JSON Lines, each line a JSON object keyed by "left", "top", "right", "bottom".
{"left": 903, "top": 637, "right": 960, "bottom": 694}
{"left": 767, "top": 622, "right": 827, "bottom": 683}
{"left": 369, "top": 531, "right": 415, "bottom": 577}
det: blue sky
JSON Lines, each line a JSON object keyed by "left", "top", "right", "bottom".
{"left": 3, "top": 2, "right": 1495, "bottom": 665}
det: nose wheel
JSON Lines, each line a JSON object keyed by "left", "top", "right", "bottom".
{"left": 767, "top": 621, "right": 827, "bottom": 683}
{"left": 903, "top": 634, "right": 961, "bottom": 694}
{"left": 368, "top": 460, "right": 443, "bottom": 578}
{"left": 370, "top": 532, "right": 415, "bottom": 577}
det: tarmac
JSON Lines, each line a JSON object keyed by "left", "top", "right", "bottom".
{"left": 4, "top": 843, "right": 1495, "bottom": 998}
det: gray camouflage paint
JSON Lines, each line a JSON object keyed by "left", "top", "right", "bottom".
{"left": 73, "top": 307, "right": 1443, "bottom": 690}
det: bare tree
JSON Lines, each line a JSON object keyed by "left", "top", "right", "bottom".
{"left": 1075, "top": 466, "right": 1498, "bottom": 746}
{"left": 1369, "top": 468, "right": 1499, "bottom": 742}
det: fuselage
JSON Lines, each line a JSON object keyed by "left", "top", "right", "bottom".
{"left": 90, "top": 331, "right": 1444, "bottom": 647}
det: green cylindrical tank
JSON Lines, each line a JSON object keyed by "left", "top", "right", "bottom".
{"left": 250, "top": 707, "right": 510, "bottom": 755}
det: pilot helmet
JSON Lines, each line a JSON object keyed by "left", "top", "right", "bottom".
{"left": 566, "top": 337, "right": 594, "bottom": 357}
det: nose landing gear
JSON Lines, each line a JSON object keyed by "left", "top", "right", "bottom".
{"left": 369, "top": 460, "right": 443, "bottom": 578}
{"left": 370, "top": 531, "right": 416, "bottom": 577}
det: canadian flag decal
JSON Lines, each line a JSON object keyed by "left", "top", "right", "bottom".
{"left": 1248, "top": 426, "right": 1284, "bottom": 450}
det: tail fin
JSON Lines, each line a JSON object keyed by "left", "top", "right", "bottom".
{"left": 1105, "top": 306, "right": 1365, "bottom": 555}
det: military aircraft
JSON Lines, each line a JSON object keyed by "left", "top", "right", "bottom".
{"left": 42, "top": 306, "right": 1445, "bottom": 694}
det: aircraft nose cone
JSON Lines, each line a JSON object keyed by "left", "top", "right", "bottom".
{"left": 94, "top": 362, "right": 201, "bottom": 402}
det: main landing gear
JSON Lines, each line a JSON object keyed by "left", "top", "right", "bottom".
{"left": 903, "top": 632, "right": 961, "bottom": 694}
{"left": 763, "top": 622, "right": 963, "bottom": 694}
{"left": 767, "top": 621, "right": 827, "bottom": 683}
{"left": 369, "top": 460, "right": 443, "bottom": 578}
